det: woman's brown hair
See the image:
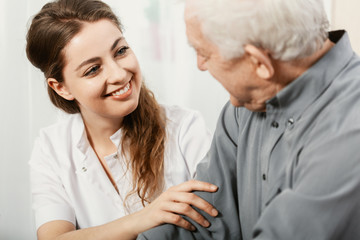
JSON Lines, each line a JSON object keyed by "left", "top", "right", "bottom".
{"left": 26, "top": 0, "right": 166, "bottom": 206}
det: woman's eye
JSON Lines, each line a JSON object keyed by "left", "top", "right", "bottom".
{"left": 116, "top": 46, "right": 129, "bottom": 56}
{"left": 84, "top": 65, "right": 100, "bottom": 77}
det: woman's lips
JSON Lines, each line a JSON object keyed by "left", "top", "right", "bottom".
{"left": 107, "top": 81, "right": 133, "bottom": 100}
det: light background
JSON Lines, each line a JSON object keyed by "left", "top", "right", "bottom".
{"left": 0, "top": 0, "right": 357, "bottom": 239}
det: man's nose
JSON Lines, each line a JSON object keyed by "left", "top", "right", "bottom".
{"left": 197, "top": 54, "right": 208, "bottom": 71}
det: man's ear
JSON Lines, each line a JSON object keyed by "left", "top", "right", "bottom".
{"left": 244, "top": 44, "right": 274, "bottom": 80}
{"left": 47, "top": 78, "right": 75, "bottom": 101}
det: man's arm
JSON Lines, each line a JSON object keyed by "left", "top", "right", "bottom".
{"left": 138, "top": 102, "right": 242, "bottom": 240}
{"left": 253, "top": 129, "right": 360, "bottom": 239}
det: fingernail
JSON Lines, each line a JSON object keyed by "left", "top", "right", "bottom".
{"left": 190, "top": 225, "right": 196, "bottom": 231}
{"left": 211, "top": 208, "right": 218, "bottom": 216}
{"left": 203, "top": 220, "right": 210, "bottom": 227}
{"left": 211, "top": 185, "right": 218, "bottom": 191}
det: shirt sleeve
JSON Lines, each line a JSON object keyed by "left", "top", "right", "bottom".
{"left": 138, "top": 102, "right": 243, "bottom": 240}
{"left": 29, "top": 136, "right": 76, "bottom": 230}
{"left": 253, "top": 128, "right": 360, "bottom": 239}
{"left": 177, "top": 110, "right": 212, "bottom": 178}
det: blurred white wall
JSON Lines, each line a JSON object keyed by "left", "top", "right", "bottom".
{"left": 331, "top": 0, "right": 360, "bottom": 54}
{"left": 1, "top": 0, "right": 356, "bottom": 239}
{"left": 0, "top": 1, "right": 51, "bottom": 239}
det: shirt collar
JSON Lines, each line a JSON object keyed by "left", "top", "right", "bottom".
{"left": 109, "top": 128, "right": 123, "bottom": 149}
{"left": 267, "top": 30, "right": 353, "bottom": 121}
{"left": 74, "top": 114, "right": 123, "bottom": 155}
{"left": 74, "top": 113, "right": 88, "bottom": 155}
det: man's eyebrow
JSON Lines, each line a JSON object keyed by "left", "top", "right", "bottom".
{"left": 187, "top": 40, "right": 205, "bottom": 55}
{"left": 187, "top": 40, "right": 203, "bottom": 54}
{"left": 75, "top": 37, "right": 124, "bottom": 71}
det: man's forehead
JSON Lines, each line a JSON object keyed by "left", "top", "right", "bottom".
{"left": 185, "top": 16, "right": 202, "bottom": 42}
{"left": 187, "top": 19, "right": 215, "bottom": 52}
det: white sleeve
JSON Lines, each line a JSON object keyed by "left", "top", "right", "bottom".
{"left": 29, "top": 136, "right": 76, "bottom": 230}
{"left": 177, "top": 110, "right": 212, "bottom": 178}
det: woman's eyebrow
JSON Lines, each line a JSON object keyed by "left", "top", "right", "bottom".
{"left": 75, "top": 57, "right": 101, "bottom": 71}
{"left": 75, "top": 37, "right": 124, "bottom": 71}
{"left": 111, "top": 37, "right": 124, "bottom": 51}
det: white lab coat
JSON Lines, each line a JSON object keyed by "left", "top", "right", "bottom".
{"left": 29, "top": 105, "right": 212, "bottom": 230}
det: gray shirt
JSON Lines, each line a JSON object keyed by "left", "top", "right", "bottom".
{"left": 138, "top": 31, "right": 360, "bottom": 240}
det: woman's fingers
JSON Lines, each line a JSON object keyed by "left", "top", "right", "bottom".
{"left": 173, "top": 192, "right": 218, "bottom": 217}
{"left": 168, "top": 180, "right": 219, "bottom": 216}
{"left": 161, "top": 200, "right": 210, "bottom": 228}
{"left": 169, "top": 179, "right": 218, "bottom": 193}
{"left": 160, "top": 211, "right": 196, "bottom": 231}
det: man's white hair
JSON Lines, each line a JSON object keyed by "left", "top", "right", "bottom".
{"left": 186, "top": 0, "right": 329, "bottom": 61}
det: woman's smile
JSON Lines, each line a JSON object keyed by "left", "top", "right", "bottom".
{"left": 107, "top": 80, "right": 132, "bottom": 100}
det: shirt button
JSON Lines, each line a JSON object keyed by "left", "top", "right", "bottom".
{"left": 262, "top": 174, "right": 266, "bottom": 180}
{"left": 271, "top": 121, "right": 279, "bottom": 128}
{"left": 288, "top": 118, "right": 294, "bottom": 125}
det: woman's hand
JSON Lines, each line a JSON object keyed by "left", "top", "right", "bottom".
{"left": 36, "top": 180, "right": 218, "bottom": 240}
{"left": 136, "top": 179, "right": 218, "bottom": 232}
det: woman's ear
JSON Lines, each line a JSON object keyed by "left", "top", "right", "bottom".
{"left": 47, "top": 78, "right": 75, "bottom": 101}
{"left": 244, "top": 44, "right": 274, "bottom": 80}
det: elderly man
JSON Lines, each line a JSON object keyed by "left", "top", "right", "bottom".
{"left": 138, "top": 0, "right": 360, "bottom": 239}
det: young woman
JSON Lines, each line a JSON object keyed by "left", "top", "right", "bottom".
{"left": 26, "top": 0, "right": 217, "bottom": 239}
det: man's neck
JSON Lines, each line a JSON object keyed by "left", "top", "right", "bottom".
{"left": 273, "top": 39, "right": 335, "bottom": 87}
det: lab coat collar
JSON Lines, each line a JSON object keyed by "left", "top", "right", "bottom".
{"left": 73, "top": 114, "right": 123, "bottom": 156}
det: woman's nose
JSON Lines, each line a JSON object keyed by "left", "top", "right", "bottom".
{"left": 106, "top": 60, "right": 127, "bottom": 84}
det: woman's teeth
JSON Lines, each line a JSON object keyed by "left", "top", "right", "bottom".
{"left": 111, "top": 82, "right": 130, "bottom": 96}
